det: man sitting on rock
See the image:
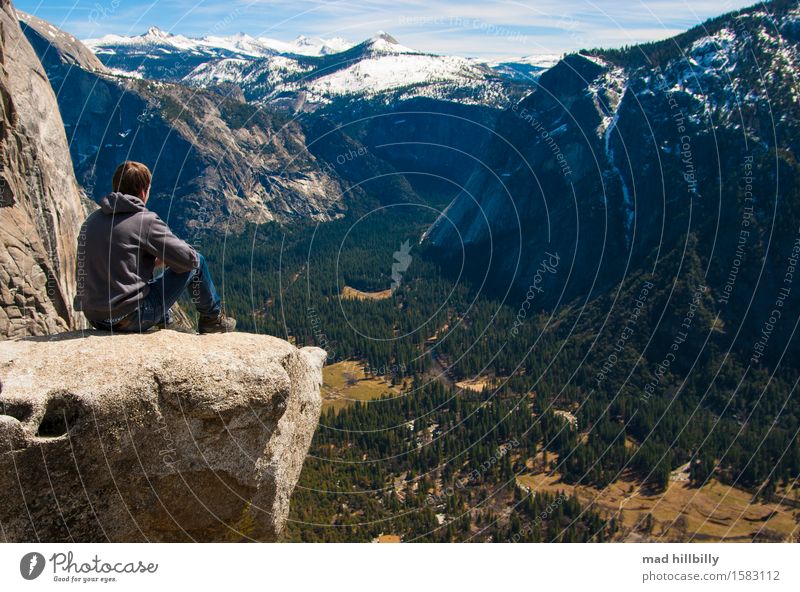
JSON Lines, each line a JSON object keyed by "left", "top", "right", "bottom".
{"left": 73, "top": 161, "right": 236, "bottom": 334}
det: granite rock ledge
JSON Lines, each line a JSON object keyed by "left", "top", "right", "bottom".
{"left": 0, "top": 330, "right": 325, "bottom": 542}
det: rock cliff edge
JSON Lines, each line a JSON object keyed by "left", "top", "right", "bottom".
{"left": 0, "top": 330, "right": 325, "bottom": 542}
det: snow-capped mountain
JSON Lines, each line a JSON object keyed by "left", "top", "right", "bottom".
{"left": 82, "top": 26, "right": 356, "bottom": 82}
{"left": 82, "top": 28, "right": 535, "bottom": 110}
{"left": 85, "top": 26, "right": 353, "bottom": 58}
{"left": 289, "top": 35, "right": 353, "bottom": 56}
{"left": 184, "top": 32, "right": 522, "bottom": 108}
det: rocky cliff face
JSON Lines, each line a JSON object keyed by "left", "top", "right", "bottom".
{"left": 0, "top": 0, "right": 85, "bottom": 337}
{"left": 0, "top": 330, "right": 325, "bottom": 542}
{"left": 424, "top": 1, "right": 800, "bottom": 359}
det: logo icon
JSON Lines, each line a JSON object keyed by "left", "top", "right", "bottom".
{"left": 20, "top": 552, "right": 45, "bottom": 580}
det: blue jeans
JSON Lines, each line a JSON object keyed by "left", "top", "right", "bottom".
{"left": 93, "top": 253, "right": 221, "bottom": 332}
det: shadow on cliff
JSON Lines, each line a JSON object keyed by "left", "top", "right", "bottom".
{"left": 19, "top": 328, "right": 188, "bottom": 343}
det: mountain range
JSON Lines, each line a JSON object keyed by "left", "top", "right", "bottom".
{"left": 81, "top": 26, "right": 540, "bottom": 110}
{"left": 19, "top": 14, "right": 533, "bottom": 234}
{"left": 20, "top": 13, "right": 360, "bottom": 233}
{"left": 86, "top": 26, "right": 354, "bottom": 59}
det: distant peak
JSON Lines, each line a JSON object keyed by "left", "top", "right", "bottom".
{"left": 371, "top": 31, "right": 398, "bottom": 44}
{"left": 362, "top": 31, "right": 419, "bottom": 55}
{"left": 293, "top": 35, "right": 317, "bottom": 46}
{"left": 288, "top": 35, "right": 354, "bottom": 55}
{"left": 145, "top": 26, "right": 170, "bottom": 38}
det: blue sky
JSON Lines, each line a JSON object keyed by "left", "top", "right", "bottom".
{"left": 15, "top": 0, "right": 760, "bottom": 59}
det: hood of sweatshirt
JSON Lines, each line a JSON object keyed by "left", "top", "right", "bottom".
{"left": 99, "top": 192, "right": 146, "bottom": 215}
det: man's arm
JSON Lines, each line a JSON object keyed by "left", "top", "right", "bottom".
{"left": 141, "top": 214, "right": 198, "bottom": 273}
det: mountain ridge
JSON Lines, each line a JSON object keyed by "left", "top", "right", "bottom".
{"left": 20, "top": 13, "right": 372, "bottom": 234}
{"left": 77, "top": 25, "right": 538, "bottom": 110}
{"left": 85, "top": 25, "right": 355, "bottom": 58}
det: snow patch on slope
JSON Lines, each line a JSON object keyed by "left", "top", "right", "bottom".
{"left": 305, "top": 53, "right": 480, "bottom": 97}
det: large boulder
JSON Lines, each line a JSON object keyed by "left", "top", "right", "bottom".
{"left": 0, "top": 330, "right": 325, "bottom": 542}
{"left": 0, "top": 0, "right": 86, "bottom": 337}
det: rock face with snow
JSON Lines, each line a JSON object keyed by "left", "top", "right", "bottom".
{"left": 425, "top": 0, "right": 800, "bottom": 343}
{"left": 0, "top": 330, "right": 325, "bottom": 542}
{"left": 0, "top": 0, "right": 85, "bottom": 337}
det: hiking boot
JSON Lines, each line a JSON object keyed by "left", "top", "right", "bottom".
{"left": 198, "top": 312, "right": 237, "bottom": 334}
{"left": 155, "top": 307, "right": 175, "bottom": 330}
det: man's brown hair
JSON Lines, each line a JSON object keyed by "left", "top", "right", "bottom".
{"left": 112, "top": 161, "right": 152, "bottom": 197}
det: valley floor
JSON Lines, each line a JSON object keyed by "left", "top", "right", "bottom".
{"left": 516, "top": 471, "right": 798, "bottom": 542}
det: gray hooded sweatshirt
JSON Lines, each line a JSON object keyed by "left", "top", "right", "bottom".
{"left": 73, "top": 192, "right": 199, "bottom": 322}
